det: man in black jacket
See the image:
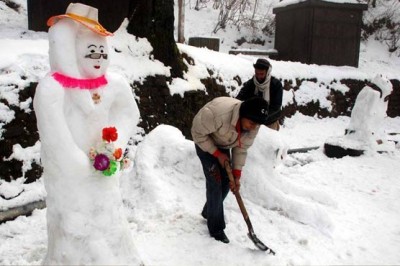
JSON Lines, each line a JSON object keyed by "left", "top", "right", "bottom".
{"left": 236, "top": 58, "right": 283, "bottom": 130}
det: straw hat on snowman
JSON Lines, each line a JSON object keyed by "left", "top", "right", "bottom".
{"left": 47, "top": 2, "right": 113, "bottom": 36}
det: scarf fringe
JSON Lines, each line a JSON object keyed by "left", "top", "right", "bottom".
{"left": 52, "top": 72, "right": 108, "bottom": 90}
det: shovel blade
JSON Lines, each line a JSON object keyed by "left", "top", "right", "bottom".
{"left": 248, "top": 232, "right": 276, "bottom": 255}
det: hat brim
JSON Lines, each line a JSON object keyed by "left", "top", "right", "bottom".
{"left": 243, "top": 115, "right": 267, "bottom": 125}
{"left": 47, "top": 15, "right": 113, "bottom": 36}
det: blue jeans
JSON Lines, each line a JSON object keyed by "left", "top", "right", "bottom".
{"left": 195, "top": 144, "right": 230, "bottom": 236}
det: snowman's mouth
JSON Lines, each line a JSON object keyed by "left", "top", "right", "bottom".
{"left": 94, "top": 66, "right": 100, "bottom": 69}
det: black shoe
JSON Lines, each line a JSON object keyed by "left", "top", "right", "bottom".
{"left": 212, "top": 231, "right": 229, "bottom": 243}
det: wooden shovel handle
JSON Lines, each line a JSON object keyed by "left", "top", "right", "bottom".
{"left": 224, "top": 162, "right": 275, "bottom": 253}
{"left": 224, "top": 161, "right": 250, "bottom": 221}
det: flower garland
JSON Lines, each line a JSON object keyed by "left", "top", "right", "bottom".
{"left": 89, "top": 127, "right": 132, "bottom": 176}
{"left": 52, "top": 72, "right": 108, "bottom": 90}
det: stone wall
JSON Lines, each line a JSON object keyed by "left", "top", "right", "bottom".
{"left": 281, "top": 78, "right": 400, "bottom": 119}
{"left": 0, "top": 83, "right": 41, "bottom": 183}
{"left": 134, "top": 75, "right": 228, "bottom": 139}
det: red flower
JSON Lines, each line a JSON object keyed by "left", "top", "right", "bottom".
{"left": 102, "top": 127, "right": 118, "bottom": 142}
{"left": 113, "top": 148, "right": 123, "bottom": 160}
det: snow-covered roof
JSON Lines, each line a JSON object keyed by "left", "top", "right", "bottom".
{"left": 274, "top": 0, "right": 367, "bottom": 9}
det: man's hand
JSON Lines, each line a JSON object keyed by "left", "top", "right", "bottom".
{"left": 223, "top": 159, "right": 241, "bottom": 193}
{"left": 217, "top": 152, "right": 229, "bottom": 167}
{"left": 230, "top": 177, "right": 241, "bottom": 193}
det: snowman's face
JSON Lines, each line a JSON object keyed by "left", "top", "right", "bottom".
{"left": 76, "top": 29, "right": 109, "bottom": 78}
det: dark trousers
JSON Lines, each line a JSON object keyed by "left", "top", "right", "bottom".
{"left": 195, "top": 144, "right": 230, "bottom": 236}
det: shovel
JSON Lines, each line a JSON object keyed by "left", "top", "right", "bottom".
{"left": 225, "top": 161, "right": 275, "bottom": 255}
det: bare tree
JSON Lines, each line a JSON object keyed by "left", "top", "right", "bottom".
{"left": 212, "top": 0, "right": 256, "bottom": 33}
{"left": 251, "top": 0, "right": 258, "bottom": 22}
{"left": 363, "top": 0, "right": 400, "bottom": 55}
{"left": 194, "top": 0, "right": 211, "bottom": 10}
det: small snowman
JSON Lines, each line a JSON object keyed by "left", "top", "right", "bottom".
{"left": 325, "top": 74, "right": 394, "bottom": 158}
{"left": 345, "top": 74, "right": 393, "bottom": 149}
{"left": 34, "top": 3, "right": 141, "bottom": 265}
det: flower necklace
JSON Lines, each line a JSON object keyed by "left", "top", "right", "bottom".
{"left": 52, "top": 72, "right": 107, "bottom": 104}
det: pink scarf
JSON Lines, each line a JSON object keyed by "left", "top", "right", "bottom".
{"left": 52, "top": 72, "right": 108, "bottom": 90}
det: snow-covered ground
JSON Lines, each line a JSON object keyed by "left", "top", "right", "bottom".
{"left": 1, "top": 116, "right": 400, "bottom": 265}
{"left": 1, "top": 0, "right": 400, "bottom": 265}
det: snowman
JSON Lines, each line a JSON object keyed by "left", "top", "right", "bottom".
{"left": 33, "top": 3, "right": 142, "bottom": 265}
{"left": 345, "top": 74, "right": 393, "bottom": 148}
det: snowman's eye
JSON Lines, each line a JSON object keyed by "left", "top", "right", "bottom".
{"left": 90, "top": 49, "right": 96, "bottom": 53}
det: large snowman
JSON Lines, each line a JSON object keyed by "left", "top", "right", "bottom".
{"left": 33, "top": 3, "right": 141, "bottom": 265}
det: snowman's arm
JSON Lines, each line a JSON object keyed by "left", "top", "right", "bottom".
{"left": 108, "top": 75, "right": 140, "bottom": 151}
{"left": 34, "top": 76, "right": 89, "bottom": 166}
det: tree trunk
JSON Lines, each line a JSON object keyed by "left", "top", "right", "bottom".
{"left": 178, "top": 0, "right": 185, "bottom": 43}
{"left": 127, "top": 0, "right": 186, "bottom": 78}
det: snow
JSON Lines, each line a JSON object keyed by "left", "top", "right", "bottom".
{"left": 6, "top": 142, "right": 41, "bottom": 176}
{"left": 2, "top": 120, "right": 400, "bottom": 265}
{"left": 1, "top": 1, "right": 400, "bottom": 265}
{"left": 0, "top": 178, "right": 45, "bottom": 211}
{"left": 295, "top": 81, "right": 332, "bottom": 110}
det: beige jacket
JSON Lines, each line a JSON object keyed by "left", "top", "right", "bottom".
{"left": 191, "top": 97, "right": 260, "bottom": 170}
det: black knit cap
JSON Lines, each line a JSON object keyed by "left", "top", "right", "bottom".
{"left": 239, "top": 97, "right": 269, "bottom": 124}
{"left": 253, "top": 58, "right": 271, "bottom": 70}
